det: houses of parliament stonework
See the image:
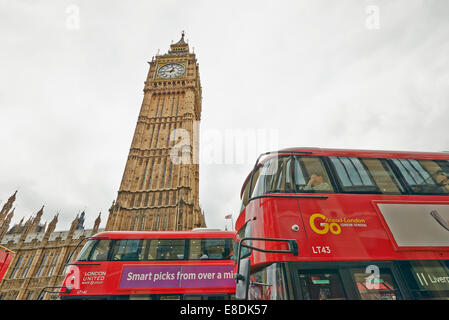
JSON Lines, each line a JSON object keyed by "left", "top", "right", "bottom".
{"left": 0, "top": 34, "right": 206, "bottom": 300}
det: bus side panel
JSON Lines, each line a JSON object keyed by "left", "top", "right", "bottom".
{"left": 297, "top": 194, "right": 392, "bottom": 261}
{"left": 297, "top": 194, "right": 449, "bottom": 261}
{"left": 63, "top": 262, "right": 111, "bottom": 296}
{"left": 63, "top": 260, "right": 237, "bottom": 298}
{"left": 246, "top": 198, "right": 311, "bottom": 265}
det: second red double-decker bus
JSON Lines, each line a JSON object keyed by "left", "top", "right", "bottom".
{"left": 57, "top": 229, "right": 235, "bottom": 300}
{"left": 234, "top": 147, "right": 449, "bottom": 300}
{"left": 0, "top": 245, "right": 14, "bottom": 284}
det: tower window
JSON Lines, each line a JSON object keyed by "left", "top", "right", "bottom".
{"left": 144, "top": 193, "right": 149, "bottom": 207}
{"left": 35, "top": 254, "right": 49, "bottom": 278}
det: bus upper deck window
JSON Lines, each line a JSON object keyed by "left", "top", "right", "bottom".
{"left": 391, "top": 159, "right": 449, "bottom": 195}
{"left": 76, "top": 239, "right": 97, "bottom": 262}
{"left": 111, "top": 239, "right": 146, "bottom": 261}
{"left": 251, "top": 157, "right": 280, "bottom": 197}
{"left": 329, "top": 156, "right": 378, "bottom": 193}
{"left": 188, "top": 239, "right": 233, "bottom": 260}
{"left": 89, "top": 239, "right": 112, "bottom": 261}
{"left": 361, "top": 158, "right": 404, "bottom": 194}
{"left": 331, "top": 157, "right": 405, "bottom": 194}
{"left": 148, "top": 239, "right": 185, "bottom": 260}
{"left": 251, "top": 156, "right": 326, "bottom": 197}
{"left": 293, "top": 156, "right": 334, "bottom": 193}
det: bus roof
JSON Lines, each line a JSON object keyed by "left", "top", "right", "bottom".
{"left": 240, "top": 147, "right": 449, "bottom": 198}
{"left": 278, "top": 147, "right": 449, "bottom": 158}
{"left": 0, "top": 245, "right": 14, "bottom": 254}
{"left": 91, "top": 230, "right": 235, "bottom": 239}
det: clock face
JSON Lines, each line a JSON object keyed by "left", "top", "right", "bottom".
{"left": 157, "top": 63, "right": 185, "bottom": 79}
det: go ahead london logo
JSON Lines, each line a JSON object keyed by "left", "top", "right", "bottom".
{"left": 309, "top": 213, "right": 367, "bottom": 235}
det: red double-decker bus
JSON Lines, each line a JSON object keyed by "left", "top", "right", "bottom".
{"left": 0, "top": 245, "right": 14, "bottom": 284}
{"left": 55, "top": 229, "right": 235, "bottom": 300}
{"left": 234, "top": 148, "right": 449, "bottom": 300}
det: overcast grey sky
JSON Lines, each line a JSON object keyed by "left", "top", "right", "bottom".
{"left": 1, "top": 0, "right": 448, "bottom": 231}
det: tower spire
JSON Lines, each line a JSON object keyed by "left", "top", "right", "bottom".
{"left": 169, "top": 31, "right": 189, "bottom": 54}
{"left": 93, "top": 212, "right": 101, "bottom": 234}
{"left": 178, "top": 31, "right": 186, "bottom": 44}
{"left": 0, "top": 190, "right": 17, "bottom": 217}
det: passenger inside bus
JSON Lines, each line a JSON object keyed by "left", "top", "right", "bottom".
{"left": 90, "top": 240, "right": 110, "bottom": 261}
{"left": 156, "top": 247, "right": 173, "bottom": 260}
{"left": 221, "top": 247, "right": 233, "bottom": 259}
{"left": 304, "top": 173, "right": 331, "bottom": 191}
{"left": 435, "top": 170, "right": 449, "bottom": 192}
{"left": 95, "top": 250, "right": 109, "bottom": 261}
{"left": 200, "top": 250, "right": 209, "bottom": 260}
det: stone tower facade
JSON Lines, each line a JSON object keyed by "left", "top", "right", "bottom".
{"left": 106, "top": 33, "right": 206, "bottom": 231}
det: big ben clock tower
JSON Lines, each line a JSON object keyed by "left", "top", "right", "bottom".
{"left": 106, "top": 32, "right": 206, "bottom": 231}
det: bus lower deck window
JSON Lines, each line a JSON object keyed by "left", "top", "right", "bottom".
{"left": 298, "top": 271, "right": 346, "bottom": 300}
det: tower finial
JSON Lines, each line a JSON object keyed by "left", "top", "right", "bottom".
{"left": 182, "top": 30, "right": 185, "bottom": 39}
